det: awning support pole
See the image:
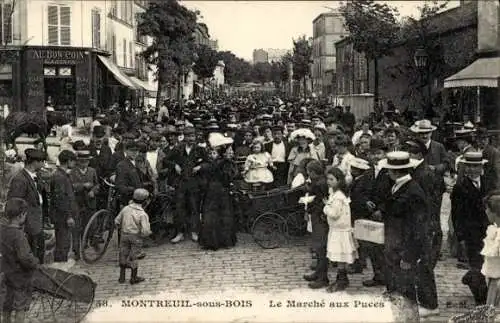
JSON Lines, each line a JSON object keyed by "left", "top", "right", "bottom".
{"left": 476, "top": 86, "right": 481, "bottom": 123}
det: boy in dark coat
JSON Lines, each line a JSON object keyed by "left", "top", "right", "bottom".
{"left": 348, "top": 157, "right": 373, "bottom": 274}
{"left": 451, "top": 151, "right": 490, "bottom": 305}
{"left": 50, "top": 150, "right": 78, "bottom": 262}
{"left": 302, "top": 160, "right": 330, "bottom": 289}
{"left": 1, "top": 198, "right": 40, "bottom": 323}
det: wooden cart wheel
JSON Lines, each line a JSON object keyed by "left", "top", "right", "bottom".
{"left": 80, "top": 209, "right": 114, "bottom": 264}
{"left": 28, "top": 290, "right": 54, "bottom": 322}
{"left": 252, "top": 212, "right": 288, "bottom": 249}
{"left": 51, "top": 274, "right": 95, "bottom": 323}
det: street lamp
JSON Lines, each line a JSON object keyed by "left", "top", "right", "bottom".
{"left": 413, "top": 48, "right": 428, "bottom": 69}
{"left": 413, "top": 48, "right": 432, "bottom": 117}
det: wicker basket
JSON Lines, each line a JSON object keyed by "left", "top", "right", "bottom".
{"left": 448, "top": 305, "right": 496, "bottom": 323}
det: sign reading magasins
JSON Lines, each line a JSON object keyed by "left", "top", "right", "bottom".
{"left": 30, "top": 49, "right": 86, "bottom": 61}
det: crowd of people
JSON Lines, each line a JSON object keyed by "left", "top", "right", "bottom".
{"left": 2, "top": 94, "right": 500, "bottom": 321}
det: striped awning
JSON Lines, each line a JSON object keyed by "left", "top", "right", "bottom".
{"left": 444, "top": 57, "right": 500, "bottom": 88}
{"left": 97, "top": 55, "right": 137, "bottom": 89}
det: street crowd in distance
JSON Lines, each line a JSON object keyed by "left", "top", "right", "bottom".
{"left": 2, "top": 94, "right": 500, "bottom": 321}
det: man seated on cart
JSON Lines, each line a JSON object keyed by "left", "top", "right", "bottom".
{"left": 1, "top": 198, "right": 40, "bottom": 323}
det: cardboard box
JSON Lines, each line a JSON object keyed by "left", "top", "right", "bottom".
{"left": 354, "top": 219, "right": 384, "bottom": 244}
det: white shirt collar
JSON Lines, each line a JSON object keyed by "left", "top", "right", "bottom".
{"left": 392, "top": 174, "right": 412, "bottom": 194}
{"left": 425, "top": 140, "right": 431, "bottom": 149}
{"left": 25, "top": 168, "right": 37, "bottom": 179}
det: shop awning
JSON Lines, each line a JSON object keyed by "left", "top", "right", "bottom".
{"left": 129, "top": 76, "right": 157, "bottom": 93}
{"left": 444, "top": 57, "right": 500, "bottom": 88}
{"left": 97, "top": 55, "right": 137, "bottom": 89}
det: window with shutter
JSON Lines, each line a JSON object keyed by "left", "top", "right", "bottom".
{"left": 129, "top": 41, "right": 133, "bottom": 67}
{"left": 59, "top": 6, "right": 70, "bottom": 45}
{"left": 92, "top": 9, "right": 101, "bottom": 48}
{"left": 112, "top": 35, "right": 116, "bottom": 63}
{"left": 47, "top": 5, "right": 58, "bottom": 45}
{"left": 1, "top": 3, "right": 12, "bottom": 45}
{"left": 123, "top": 39, "right": 126, "bottom": 67}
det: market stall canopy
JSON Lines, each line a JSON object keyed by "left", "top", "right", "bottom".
{"left": 444, "top": 57, "right": 500, "bottom": 88}
{"left": 129, "top": 76, "right": 157, "bottom": 93}
{"left": 97, "top": 55, "right": 137, "bottom": 90}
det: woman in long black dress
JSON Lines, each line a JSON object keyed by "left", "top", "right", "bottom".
{"left": 199, "top": 133, "right": 238, "bottom": 250}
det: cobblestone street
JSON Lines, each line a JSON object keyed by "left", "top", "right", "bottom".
{"left": 64, "top": 195, "right": 478, "bottom": 323}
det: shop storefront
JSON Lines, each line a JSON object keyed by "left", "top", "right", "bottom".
{"left": 22, "top": 46, "right": 96, "bottom": 125}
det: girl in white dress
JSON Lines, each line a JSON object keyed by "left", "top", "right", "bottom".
{"left": 242, "top": 139, "right": 274, "bottom": 188}
{"left": 323, "top": 167, "right": 358, "bottom": 292}
{"left": 482, "top": 192, "right": 500, "bottom": 306}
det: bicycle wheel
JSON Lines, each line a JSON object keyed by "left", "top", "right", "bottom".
{"left": 252, "top": 212, "right": 288, "bottom": 249}
{"left": 80, "top": 209, "right": 114, "bottom": 264}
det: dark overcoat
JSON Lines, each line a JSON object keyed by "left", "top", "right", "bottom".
{"left": 7, "top": 169, "right": 43, "bottom": 236}
{"left": 49, "top": 167, "right": 79, "bottom": 225}
{"left": 115, "top": 158, "right": 143, "bottom": 206}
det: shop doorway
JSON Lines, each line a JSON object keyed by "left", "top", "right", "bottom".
{"left": 43, "top": 66, "right": 76, "bottom": 122}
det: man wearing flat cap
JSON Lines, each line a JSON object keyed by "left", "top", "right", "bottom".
{"left": 49, "top": 150, "right": 78, "bottom": 262}
{"left": 7, "top": 149, "right": 46, "bottom": 263}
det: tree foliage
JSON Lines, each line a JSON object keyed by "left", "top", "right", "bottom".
{"left": 291, "top": 35, "right": 312, "bottom": 81}
{"left": 252, "top": 62, "right": 272, "bottom": 85}
{"left": 216, "top": 51, "right": 253, "bottom": 85}
{"left": 138, "top": 0, "right": 198, "bottom": 105}
{"left": 193, "top": 44, "right": 219, "bottom": 80}
{"left": 339, "top": 0, "right": 400, "bottom": 61}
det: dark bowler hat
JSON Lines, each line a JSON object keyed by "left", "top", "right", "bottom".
{"left": 58, "top": 150, "right": 76, "bottom": 164}
{"left": 272, "top": 125, "right": 284, "bottom": 133}
{"left": 476, "top": 127, "right": 492, "bottom": 139}
{"left": 93, "top": 125, "right": 106, "bottom": 138}
{"left": 125, "top": 141, "right": 139, "bottom": 151}
{"left": 183, "top": 126, "right": 196, "bottom": 135}
{"left": 370, "top": 138, "right": 387, "bottom": 152}
{"left": 76, "top": 150, "right": 92, "bottom": 160}
{"left": 72, "top": 140, "right": 87, "bottom": 151}
{"left": 24, "top": 148, "right": 46, "bottom": 162}
{"left": 402, "top": 138, "right": 427, "bottom": 155}
{"left": 122, "top": 132, "right": 137, "bottom": 140}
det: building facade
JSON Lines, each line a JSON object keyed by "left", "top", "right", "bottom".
{"left": 335, "top": 2, "right": 478, "bottom": 120}
{"left": 0, "top": 0, "right": 156, "bottom": 125}
{"left": 311, "top": 11, "right": 347, "bottom": 97}
{"left": 252, "top": 49, "right": 268, "bottom": 64}
{"left": 335, "top": 38, "right": 368, "bottom": 96}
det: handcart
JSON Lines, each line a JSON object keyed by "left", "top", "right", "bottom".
{"left": 28, "top": 266, "right": 96, "bottom": 323}
{"left": 234, "top": 184, "right": 307, "bottom": 249}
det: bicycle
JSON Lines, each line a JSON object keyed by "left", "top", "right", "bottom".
{"left": 80, "top": 177, "right": 119, "bottom": 264}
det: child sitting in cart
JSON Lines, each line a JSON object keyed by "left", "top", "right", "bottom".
{"left": 114, "top": 188, "right": 152, "bottom": 285}
{"left": 1, "top": 198, "right": 40, "bottom": 323}
{"left": 242, "top": 138, "right": 275, "bottom": 190}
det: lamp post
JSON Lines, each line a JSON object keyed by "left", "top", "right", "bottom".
{"left": 413, "top": 48, "right": 432, "bottom": 117}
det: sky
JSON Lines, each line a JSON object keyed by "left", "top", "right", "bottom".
{"left": 181, "top": 0, "right": 460, "bottom": 61}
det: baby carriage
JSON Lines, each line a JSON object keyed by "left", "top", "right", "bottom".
{"left": 28, "top": 266, "right": 96, "bottom": 323}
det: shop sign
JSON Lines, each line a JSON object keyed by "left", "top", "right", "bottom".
{"left": 30, "top": 49, "right": 86, "bottom": 64}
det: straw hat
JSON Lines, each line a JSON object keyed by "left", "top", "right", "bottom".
{"left": 409, "top": 119, "right": 437, "bottom": 133}
{"left": 458, "top": 151, "right": 488, "bottom": 165}
{"left": 208, "top": 133, "right": 234, "bottom": 148}
{"left": 350, "top": 157, "right": 371, "bottom": 170}
{"left": 379, "top": 151, "right": 420, "bottom": 169}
